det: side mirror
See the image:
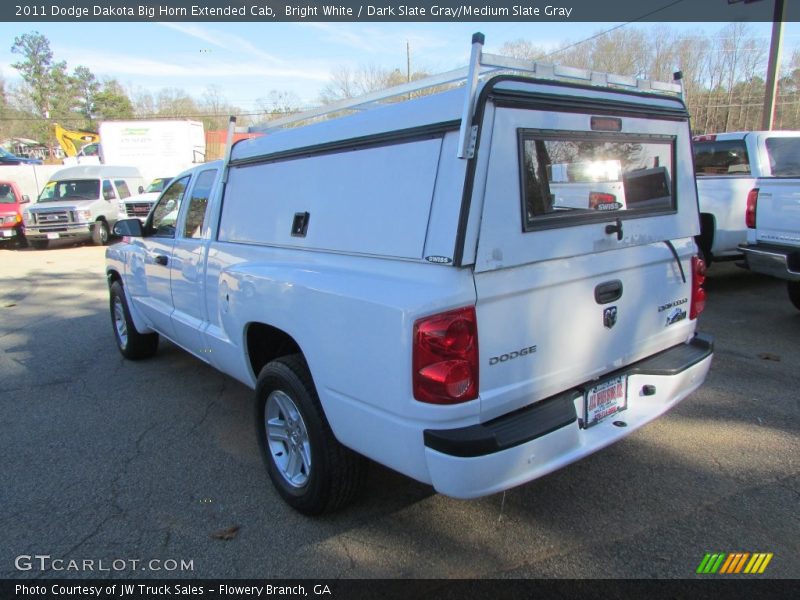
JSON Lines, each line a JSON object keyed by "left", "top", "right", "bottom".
{"left": 113, "top": 218, "right": 144, "bottom": 237}
{"left": 138, "top": 186, "right": 145, "bottom": 194}
{"left": 21, "top": 195, "right": 30, "bottom": 204}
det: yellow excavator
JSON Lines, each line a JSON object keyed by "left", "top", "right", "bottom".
{"left": 54, "top": 123, "right": 100, "bottom": 157}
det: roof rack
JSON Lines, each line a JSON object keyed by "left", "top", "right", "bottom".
{"left": 234, "top": 33, "right": 684, "bottom": 161}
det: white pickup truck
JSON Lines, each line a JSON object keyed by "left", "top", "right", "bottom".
{"left": 693, "top": 131, "right": 800, "bottom": 265}
{"left": 106, "top": 35, "right": 713, "bottom": 514}
{"left": 734, "top": 134, "right": 800, "bottom": 310}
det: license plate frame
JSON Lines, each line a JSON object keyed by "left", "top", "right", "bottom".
{"left": 583, "top": 375, "right": 628, "bottom": 428}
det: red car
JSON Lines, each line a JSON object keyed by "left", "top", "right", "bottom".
{"left": 0, "top": 180, "right": 30, "bottom": 247}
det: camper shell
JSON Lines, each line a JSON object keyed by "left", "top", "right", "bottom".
{"left": 24, "top": 164, "right": 144, "bottom": 248}
{"left": 106, "top": 35, "right": 713, "bottom": 513}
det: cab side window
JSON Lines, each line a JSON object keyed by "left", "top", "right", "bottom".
{"left": 102, "top": 180, "right": 117, "bottom": 200}
{"left": 150, "top": 176, "right": 190, "bottom": 238}
{"left": 181, "top": 169, "right": 218, "bottom": 240}
{"left": 114, "top": 180, "right": 132, "bottom": 199}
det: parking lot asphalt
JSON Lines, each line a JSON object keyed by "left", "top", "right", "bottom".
{"left": 0, "top": 243, "right": 798, "bottom": 580}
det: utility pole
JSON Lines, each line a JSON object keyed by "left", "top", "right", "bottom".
{"left": 407, "top": 41, "right": 412, "bottom": 100}
{"left": 406, "top": 41, "right": 411, "bottom": 83}
{"left": 761, "top": 0, "right": 787, "bottom": 130}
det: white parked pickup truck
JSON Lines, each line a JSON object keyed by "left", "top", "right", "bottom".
{"left": 693, "top": 131, "right": 800, "bottom": 265}
{"left": 106, "top": 35, "right": 713, "bottom": 514}
{"left": 735, "top": 133, "right": 800, "bottom": 310}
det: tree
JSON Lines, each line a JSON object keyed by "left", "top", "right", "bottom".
{"left": 319, "top": 64, "right": 431, "bottom": 105}
{"left": 497, "top": 39, "right": 548, "bottom": 61}
{"left": 10, "top": 32, "right": 54, "bottom": 119}
{"left": 255, "top": 90, "right": 301, "bottom": 121}
{"left": 198, "top": 85, "right": 239, "bottom": 130}
{"left": 156, "top": 88, "right": 198, "bottom": 117}
{"left": 72, "top": 65, "right": 99, "bottom": 126}
{"left": 93, "top": 80, "right": 134, "bottom": 121}
{"left": 130, "top": 88, "right": 156, "bottom": 118}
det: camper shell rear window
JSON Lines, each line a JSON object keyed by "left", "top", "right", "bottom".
{"left": 519, "top": 130, "right": 676, "bottom": 231}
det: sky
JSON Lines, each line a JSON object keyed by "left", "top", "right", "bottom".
{"left": 1, "top": 19, "right": 798, "bottom": 114}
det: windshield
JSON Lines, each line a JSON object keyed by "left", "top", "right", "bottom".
{"left": 0, "top": 147, "right": 16, "bottom": 159}
{"left": 765, "top": 137, "right": 800, "bottom": 177}
{"left": 0, "top": 184, "right": 18, "bottom": 203}
{"left": 146, "top": 178, "right": 172, "bottom": 193}
{"left": 38, "top": 179, "right": 100, "bottom": 202}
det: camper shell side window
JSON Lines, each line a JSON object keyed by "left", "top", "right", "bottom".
{"left": 518, "top": 130, "right": 676, "bottom": 231}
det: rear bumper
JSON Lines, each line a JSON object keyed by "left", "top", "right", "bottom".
{"left": 739, "top": 243, "right": 800, "bottom": 281}
{"left": 424, "top": 333, "right": 713, "bottom": 499}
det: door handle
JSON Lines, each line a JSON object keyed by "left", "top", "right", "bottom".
{"left": 595, "top": 280, "right": 623, "bottom": 304}
{"left": 154, "top": 255, "right": 168, "bottom": 266}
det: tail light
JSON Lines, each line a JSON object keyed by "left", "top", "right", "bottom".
{"left": 745, "top": 188, "right": 758, "bottom": 229}
{"left": 690, "top": 256, "right": 707, "bottom": 319}
{"left": 589, "top": 192, "right": 617, "bottom": 209}
{"left": 413, "top": 307, "right": 479, "bottom": 405}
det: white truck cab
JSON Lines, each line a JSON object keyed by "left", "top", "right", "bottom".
{"left": 24, "top": 164, "right": 145, "bottom": 249}
{"left": 106, "top": 35, "right": 713, "bottom": 514}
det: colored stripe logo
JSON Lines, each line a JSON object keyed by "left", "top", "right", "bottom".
{"left": 696, "top": 553, "right": 773, "bottom": 574}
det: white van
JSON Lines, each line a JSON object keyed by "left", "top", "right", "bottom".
{"left": 24, "top": 165, "right": 145, "bottom": 249}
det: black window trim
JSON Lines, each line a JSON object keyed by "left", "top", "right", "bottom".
{"left": 517, "top": 128, "right": 679, "bottom": 233}
{"left": 148, "top": 174, "right": 192, "bottom": 239}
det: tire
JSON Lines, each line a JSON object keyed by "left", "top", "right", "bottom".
{"left": 788, "top": 281, "right": 800, "bottom": 312}
{"left": 255, "top": 355, "right": 365, "bottom": 515}
{"left": 31, "top": 239, "right": 49, "bottom": 250}
{"left": 109, "top": 281, "right": 159, "bottom": 359}
{"left": 92, "top": 220, "right": 110, "bottom": 246}
{"left": 698, "top": 244, "right": 712, "bottom": 268}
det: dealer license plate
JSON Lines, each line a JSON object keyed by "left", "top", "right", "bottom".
{"left": 46, "top": 233, "right": 60, "bottom": 240}
{"left": 583, "top": 375, "right": 627, "bottom": 428}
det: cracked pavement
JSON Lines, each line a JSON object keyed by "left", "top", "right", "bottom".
{"left": 0, "top": 244, "right": 797, "bottom": 579}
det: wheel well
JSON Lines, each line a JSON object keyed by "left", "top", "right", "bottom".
{"left": 246, "top": 323, "right": 302, "bottom": 378}
{"left": 107, "top": 269, "right": 122, "bottom": 288}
